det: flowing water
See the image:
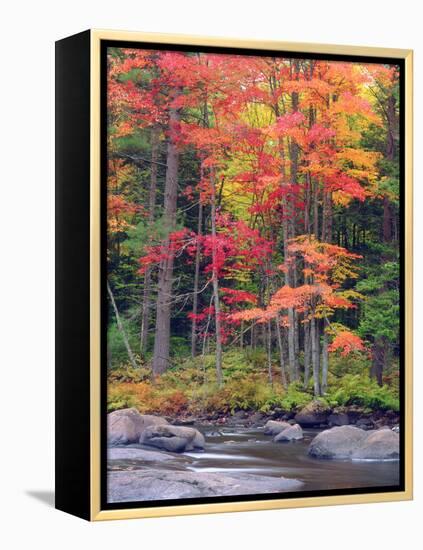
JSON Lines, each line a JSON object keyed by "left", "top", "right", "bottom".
{"left": 109, "top": 424, "right": 400, "bottom": 493}
{"left": 183, "top": 425, "right": 400, "bottom": 491}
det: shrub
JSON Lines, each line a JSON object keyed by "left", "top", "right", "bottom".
{"left": 326, "top": 374, "right": 399, "bottom": 411}
{"left": 108, "top": 365, "right": 151, "bottom": 384}
{"left": 280, "top": 382, "right": 313, "bottom": 410}
{"left": 107, "top": 386, "right": 139, "bottom": 412}
{"left": 329, "top": 351, "right": 371, "bottom": 378}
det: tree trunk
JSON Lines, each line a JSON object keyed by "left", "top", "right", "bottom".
{"left": 311, "top": 314, "right": 320, "bottom": 397}
{"left": 321, "top": 318, "right": 329, "bottom": 394}
{"left": 371, "top": 337, "right": 385, "bottom": 386}
{"left": 191, "top": 200, "right": 203, "bottom": 357}
{"left": 211, "top": 176, "right": 223, "bottom": 386}
{"left": 107, "top": 281, "right": 138, "bottom": 370}
{"left": 267, "top": 321, "right": 273, "bottom": 385}
{"left": 313, "top": 180, "right": 319, "bottom": 238}
{"left": 275, "top": 315, "right": 288, "bottom": 387}
{"left": 289, "top": 66, "right": 300, "bottom": 381}
{"left": 140, "top": 126, "right": 159, "bottom": 357}
{"left": 303, "top": 319, "right": 311, "bottom": 389}
{"left": 152, "top": 104, "right": 180, "bottom": 377}
{"left": 283, "top": 210, "right": 295, "bottom": 382}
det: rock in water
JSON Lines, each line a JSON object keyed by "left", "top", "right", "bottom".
{"left": 140, "top": 424, "right": 205, "bottom": 452}
{"left": 264, "top": 420, "right": 291, "bottom": 435}
{"left": 352, "top": 428, "right": 400, "bottom": 460}
{"left": 295, "top": 400, "right": 331, "bottom": 427}
{"left": 108, "top": 470, "right": 302, "bottom": 502}
{"left": 107, "top": 447, "right": 177, "bottom": 462}
{"left": 308, "top": 426, "right": 367, "bottom": 458}
{"left": 274, "top": 424, "right": 304, "bottom": 442}
{"left": 308, "top": 425, "right": 400, "bottom": 460}
{"left": 107, "top": 408, "right": 168, "bottom": 446}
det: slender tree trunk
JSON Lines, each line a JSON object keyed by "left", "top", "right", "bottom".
{"left": 191, "top": 200, "right": 203, "bottom": 357}
{"left": 327, "top": 192, "right": 333, "bottom": 243}
{"left": 305, "top": 171, "right": 311, "bottom": 234}
{"left": 140, "top": 126, "right": 159, "bottom": 357}
{"left": 152, "top": 103, "right": 180, "bottom": 377}
{"left": 267, "top": 321, "right": 273, "bottom": 385}
{"left": 275, "top": 316, "right": 288, "bottom": 387}
{"left": 303, "top": 319, "right": 311, "bottom": 389}
{"left": 321, "top": 318, "right": 329, "bottom": 394}
{"left": 107, "top": 281, "right": 138, "bottom": 370}
{"left": 311, "top": 314, "right": 320, "bottom": 397}
{"left": 321, "top": 190, "right": 327, "bottom": 242}
{"left": 282, "top": 195, "right": 295, "bottom": 381}
{"left": 211, "top": 175, "right": 223, "bottom": 386}
{"left": 290, "top": 67, "right": 300, "bottom": 381}
{"left": 293, "top": 272, "right": 300, "bottom": 380}
{"left": 313, "top": 180, "right": 319, "bottom": 238}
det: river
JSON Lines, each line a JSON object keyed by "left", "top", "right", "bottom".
{"left": 109, "top": 424, "right": 400, "bottom": 495}
{"left": 183, "top": 425, "right": 400, "bottom": 491}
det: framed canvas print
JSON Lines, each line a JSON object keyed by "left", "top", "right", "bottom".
{"left": 55, "top": 29, "right": 413, "bottom": 521}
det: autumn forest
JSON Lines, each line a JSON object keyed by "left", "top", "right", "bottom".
{"left": 106, "top": 47, "right": 401, "bottom": 421}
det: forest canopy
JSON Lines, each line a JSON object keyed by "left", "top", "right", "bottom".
{"left": 106, "top": 47, "right": 400, "bottom": 416}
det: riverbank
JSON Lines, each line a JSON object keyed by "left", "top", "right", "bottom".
{"left": 161, "top": 405, "right": 400, "bottom": 432}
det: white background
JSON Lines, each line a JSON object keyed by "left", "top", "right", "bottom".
{"left": 0, "top": 0, "right": 421, "bottom": 548}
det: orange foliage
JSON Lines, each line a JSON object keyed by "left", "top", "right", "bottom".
{"left": 328, "top": 331, "right": 366, "bottom": 356}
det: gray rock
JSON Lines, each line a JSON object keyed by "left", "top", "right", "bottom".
{"left": 328, "top": 412, "right": 350, "bottom": 427}
{"left": 107, "top": 408, "right": 168, "bottom": 446}
{"left": 274, "top": 424, "right": 304, "bottom": 442}
{"left": 352, "top": 428, "right": 400, "bottom": 460}
{"left": 249, "top": 412, "right": 266, "bottom": 427}
{"left": 140, "top": 424, "right": 205, "bottom": 452}
{"left": 295, "top": 400, "right": 331, "bottom": 426}
{"left": 356, "top": 418, "right": 374, "bottom": 431}
{"left": 308, "top": 426, "right": 367, "bottom": 459}
{"left": 107, "top": 447, "right": 176, "bottom": 462}
{"left": 309, "top": 425, "right": 400, "bottom": 460}
{"left": 264, "top": 420, "right": 291, "bottom": 436}
{"left": 108, "top": 470, "right": 303, "bottom": 502}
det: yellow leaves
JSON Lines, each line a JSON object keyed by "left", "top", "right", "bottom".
{"left": 332, "top": 190, "right": 353, "bottom": 206}
{"left": 331, "top": 256, "right": 360, "bottom": 284}
{"left": 107, "top": 218, "right": 133, "bottom": 234}
{"left": 336, "top": 148, "right": 381, "bottom": 171}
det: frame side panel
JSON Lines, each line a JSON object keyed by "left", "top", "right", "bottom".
{"left": 55, "top": 30, "right": 91, "bottom": 521}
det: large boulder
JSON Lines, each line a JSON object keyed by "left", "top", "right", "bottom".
{"left": 295, "top": 400, "right": 331, "bottom": 426}
{"left": 108, "top": 470, "right": 302, "bottom": 502}
{"left": 352, "top": 428, "right": 400, "bottom": 460}
{"left": 140, "top": 424, "right": 205, "bottom": 452}
{"left": 107, "top": 408, "right": 168, "bottom": 446}
{"left": 274, "top": 424, "right": 304, "bottom": 442}
{"left": 308, "top": 426, "right": 367, "bottom": 459}
{"left": 264, "top": 420, "right": 291, "bottom": 436}
{"left": 308, "top": 425, "right": 400, "bottom": 460}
